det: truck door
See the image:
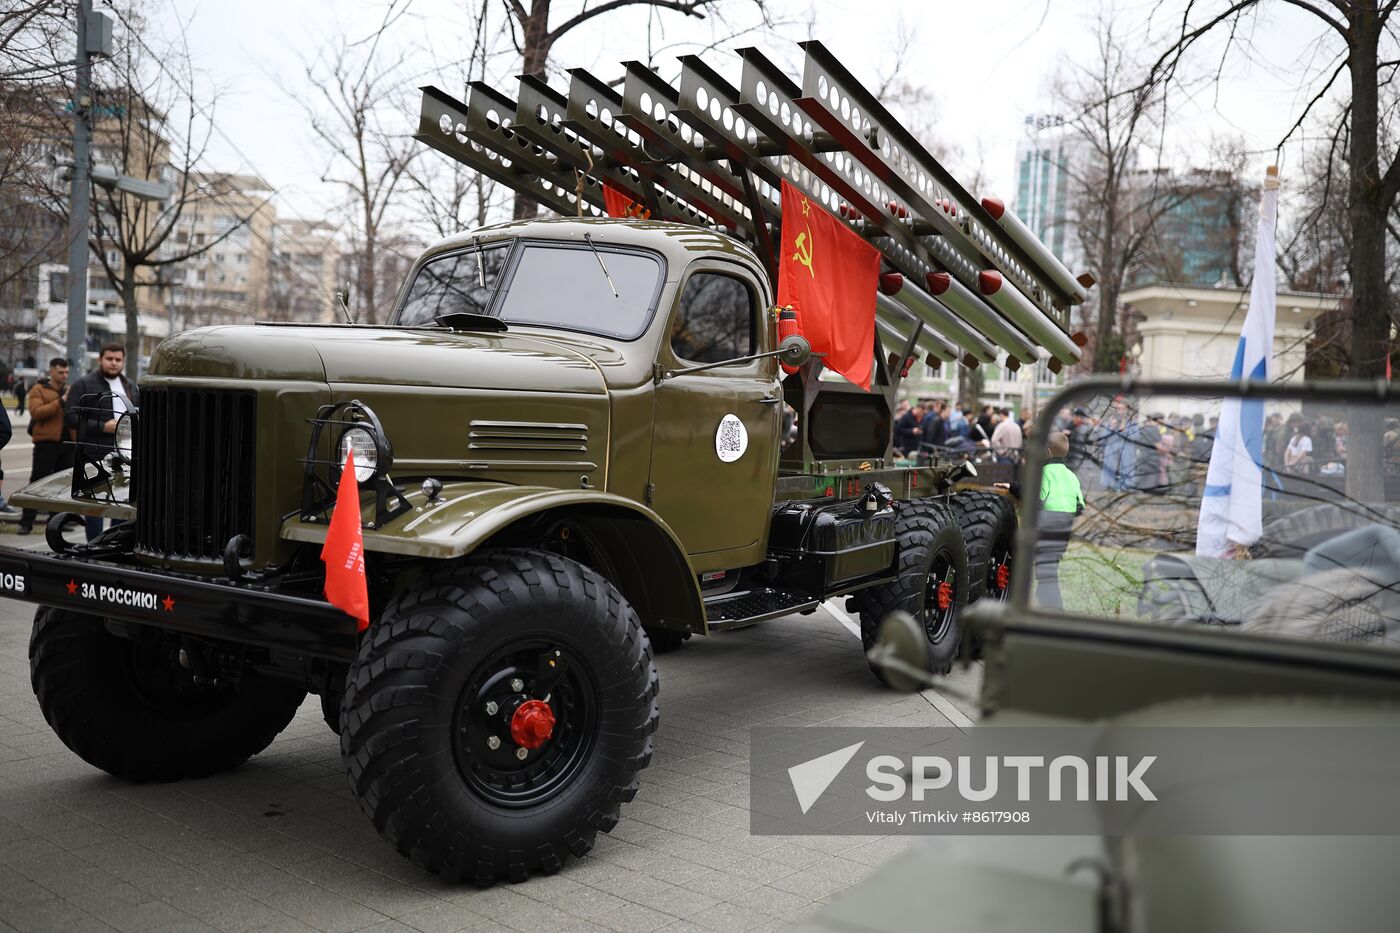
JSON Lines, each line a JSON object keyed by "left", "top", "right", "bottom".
{"left": 649, "top": 263, "right": 780, "bottom": 565}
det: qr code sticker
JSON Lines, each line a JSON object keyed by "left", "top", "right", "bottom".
{"left": 715, "top": 414, "right": 748, "bottom": 462}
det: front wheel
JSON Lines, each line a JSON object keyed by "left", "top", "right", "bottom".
{"left": 853, "top": 500, "right": 969, "bottom": 683}
{"left": 29, "top": 608, "right": 306, "bottom": 782}
{"left": 340, "top": 548, "right": 659, "bottom": 884}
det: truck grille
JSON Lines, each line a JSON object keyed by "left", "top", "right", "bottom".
{"left": 133, "top": 387, "right": 257, "bottom": 561}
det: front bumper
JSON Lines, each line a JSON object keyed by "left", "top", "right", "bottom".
{"left": 0, "top": 546, "right": 357, "bottom": 661}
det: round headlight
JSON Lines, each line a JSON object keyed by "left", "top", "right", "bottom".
{"left": 339, "top": 426, "right": 379, "bottom": 483}
{"left": 114, "top": 414, "right": 135, "bottom": 461}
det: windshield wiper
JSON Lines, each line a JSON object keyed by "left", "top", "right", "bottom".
{"left": 583, "top": 232, "right": 619, "bottom": 299}
{"left": 472, "top": 235, "right": 486, "bottom": 288}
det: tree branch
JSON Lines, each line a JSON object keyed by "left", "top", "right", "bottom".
{"left": 1277, "top": 0, "right": 1350, "bottom": 38}
{"left": 548, "top": 0, "right": 710, "bottom": 46}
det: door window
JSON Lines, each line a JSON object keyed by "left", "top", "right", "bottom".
{"left": 670, "top": 273, "right": 756, "bottom": 364}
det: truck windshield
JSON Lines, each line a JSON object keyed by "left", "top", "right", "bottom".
{"left": 397, "top": 243, "right": 510, "bottom": 327}
{"left": 496, "top": 243, "right": 663, "bottom": 340}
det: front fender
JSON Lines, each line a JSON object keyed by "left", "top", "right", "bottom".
{"left": 280, "top": 481, "right": 707, "bottom": 634}
{"left": 9, "top": 467, "right": 135, "bottom": 520}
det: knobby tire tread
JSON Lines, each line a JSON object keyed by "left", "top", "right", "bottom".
{"left": 339, "top": 548, "right": 658, "bottom": 886}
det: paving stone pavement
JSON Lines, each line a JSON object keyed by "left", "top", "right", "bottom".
{"left": 0, "top": 531, "right": 982, "bottom": 932}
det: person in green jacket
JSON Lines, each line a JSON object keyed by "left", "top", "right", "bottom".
{"left": 1034, "top": 431, "right": 1085, "bottom": 610}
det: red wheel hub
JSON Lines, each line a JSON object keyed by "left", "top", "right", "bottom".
{"left": 935, "top": 580, "right": 954, "bottom": 611}
{"left": 510, "top": 700, "right": 556, "bottom": 750}
{"left": 995, "top": 563, "right": 1011, "bottom": 591}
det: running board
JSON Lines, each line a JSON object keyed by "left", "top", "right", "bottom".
{"left": 704, "top": 588, "right": 821, "bottom": 631}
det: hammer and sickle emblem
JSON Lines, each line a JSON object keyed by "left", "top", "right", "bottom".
{"left": 792, "top": 226, "right": 815, "bottom": 277}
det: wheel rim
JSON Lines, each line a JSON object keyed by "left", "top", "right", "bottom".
{"left": 452, "top": 638, "right": 599, "bottom": 809}
{"left": 920, "top": 549, "right": 958, "bottom": 644}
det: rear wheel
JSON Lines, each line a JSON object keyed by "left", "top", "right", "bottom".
{"left": 340, "top": 548, "right": 658, "bottom": 884}
{"left": 950, "top": 490, "right": 1018, "bottom": 604}
{"left": 852, "top": 500, "right": 969, "bottom": 683}
{"left": 949, "top": 490, "right": 1017, "bottom": 658}
{"left": 29, "top": 608, "right": 306, "bottom": 782}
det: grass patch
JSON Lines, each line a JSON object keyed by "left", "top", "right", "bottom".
{"left": 1051, "top": 541, "right": 1156, "bottom": 619}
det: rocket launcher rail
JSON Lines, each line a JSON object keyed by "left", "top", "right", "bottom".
{"left": 414, "top": 41, "right": 1090, "bottom": 368}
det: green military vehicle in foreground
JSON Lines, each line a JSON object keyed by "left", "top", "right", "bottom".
{"left": 0, "top": 44, "right": 1088, "bottom": 882}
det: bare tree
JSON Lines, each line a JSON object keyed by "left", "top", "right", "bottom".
{"left": 500, "top": 0, "right": 778, "bottom": 218}
{"left": 72, "top": 17, "right": 258, "bottom": 372}
{"left": 0, "top": 0, "right": 67, "bottom": 84}
{"left": 403, "top": 1, "right": 505, "bottom": 236}
{"left": 0, "top": 2, "right": 69, "bottom": 363}
{"left": 1144, "top": 0, "right": 1400, "bottom": 498}
{"left": 1054, "top": 13, "right": 1202, "bottom": 372}
{"left": 298, "top": 2, "right": 418, "bottom": 323}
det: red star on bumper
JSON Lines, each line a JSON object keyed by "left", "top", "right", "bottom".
{"left": 65, "top": 580, "right": 77, "bottom": 595}
{"left": 161, "top": 595, "right": 175, "bottom": 612}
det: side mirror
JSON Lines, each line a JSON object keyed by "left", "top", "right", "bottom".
{"left": 777, "top": 333, "right": 812, "bottom": 368}
{"left": 866, "top": 610, "right": 934, "bottom": 691}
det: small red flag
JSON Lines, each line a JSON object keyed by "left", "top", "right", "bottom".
{"left": 603, "top": 182, "right": 651, "bottom": 219}
{"left": 775, "top": 180, "right": 879, "bottom": 390}
{"left": 321, "top": 450, "right": 370, "bottom": 632}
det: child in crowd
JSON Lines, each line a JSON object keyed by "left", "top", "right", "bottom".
{"left": 1034, "top": 431, "right": 1085, "bottom": 609}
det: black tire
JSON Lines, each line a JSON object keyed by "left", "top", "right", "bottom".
{"left": 1254, "top": 503, "right": 1400, "bottom": 559}
{"left": 340, "top": 548, "right": 658, "bottom": 884}
{"left": 321, "top": 688, "right": 343, "bottom": 734}
{"left": 645, "top": 628, "right": 691, "bottom": 654}
{"left": 29, "top": 607, "right": 306, "bottom": 782}
{"left": 852, "top": 500, "right": 969, "bottom": 682}
{"left": 949, "top": 490, "right": 1018, "bottom": 603}
{"left": 949, "top": 490, "right": 1017, "bottom": 660}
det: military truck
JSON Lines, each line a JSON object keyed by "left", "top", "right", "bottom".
{"left": 0, "top": 43, "right": 1087, "bottom": 883}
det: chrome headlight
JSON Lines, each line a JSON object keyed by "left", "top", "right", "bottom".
{"left": 338, "top": 426, "right": 379, "bottom": 483}
{"left": 114, "top": 413, "right": 135, "bottom": 462}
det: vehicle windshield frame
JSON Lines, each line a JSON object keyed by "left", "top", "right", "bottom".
{"left": 394, "top": 236, "right": 672, "bottom": 341}
{"left": 392, "top": 239, "right": 517, "bottom": 327}
{"left": 1009, "top": 375, "right": 1400, "bottom": 662}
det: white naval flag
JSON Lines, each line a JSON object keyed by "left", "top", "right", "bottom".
{"left": 1196, "top": 168, "right": 1279, "bottom": 558}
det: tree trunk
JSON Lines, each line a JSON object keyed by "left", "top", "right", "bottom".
{"left": 358, "top": 233, "right": 377, "bottom": 325}
{"left": 1092, "top": 196, "right": 1121, "bottom": 372}
{"left": 957, "top": 358, "right": 984, "bottom": 412}
{"left": 1345, "top": 12, "right": 1387, "bottom": 502}
{"left": 513, "top": 1, "right": 552, "bottom": 220}
{"left": 122, "top": 267, "right": 141, "bottom": 381}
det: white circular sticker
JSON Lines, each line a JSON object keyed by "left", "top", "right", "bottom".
{"left": 715, "top": 413, "right": 748, "bottom": 462}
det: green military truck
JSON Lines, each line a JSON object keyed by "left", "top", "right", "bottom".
{"left": 0, "top": 43, "right": 1086, "bottom": 882}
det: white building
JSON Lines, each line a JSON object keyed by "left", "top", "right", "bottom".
{"left": 1120, "top": 282, "right": 1338, "bottom": 414}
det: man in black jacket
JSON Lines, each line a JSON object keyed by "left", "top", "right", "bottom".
{"left": 65, "top": 342, "right": 139, "bottom": 540}
{"left": 0, "top": 394, "right": 13, "bottom": 516}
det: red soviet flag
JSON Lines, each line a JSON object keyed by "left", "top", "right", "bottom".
{"left": 603, "top": 182, "right": 650, "bottom": 219}
{"left": 775, "top": 179, "right": 879, "bottom": 390}
{"left": 321, "top": 449, "right": 370, "bottom": 632}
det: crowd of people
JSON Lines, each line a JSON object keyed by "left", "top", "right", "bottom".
{"left": 0, "top": 343, "right": 137, "bottom": 538}
{"left": 895, "top": 394, "right": 1370, "bottom": 497}
{"left": 892, "top": 400, "right": 1031, "bottom": 465}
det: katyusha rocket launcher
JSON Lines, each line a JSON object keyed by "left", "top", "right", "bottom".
{"left": 415, "top": 40, "right": 1092, "bottom": 374}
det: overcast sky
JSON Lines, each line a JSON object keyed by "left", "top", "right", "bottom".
{"left": 150, "top": 0, "right": 1343, "bottom": 231}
